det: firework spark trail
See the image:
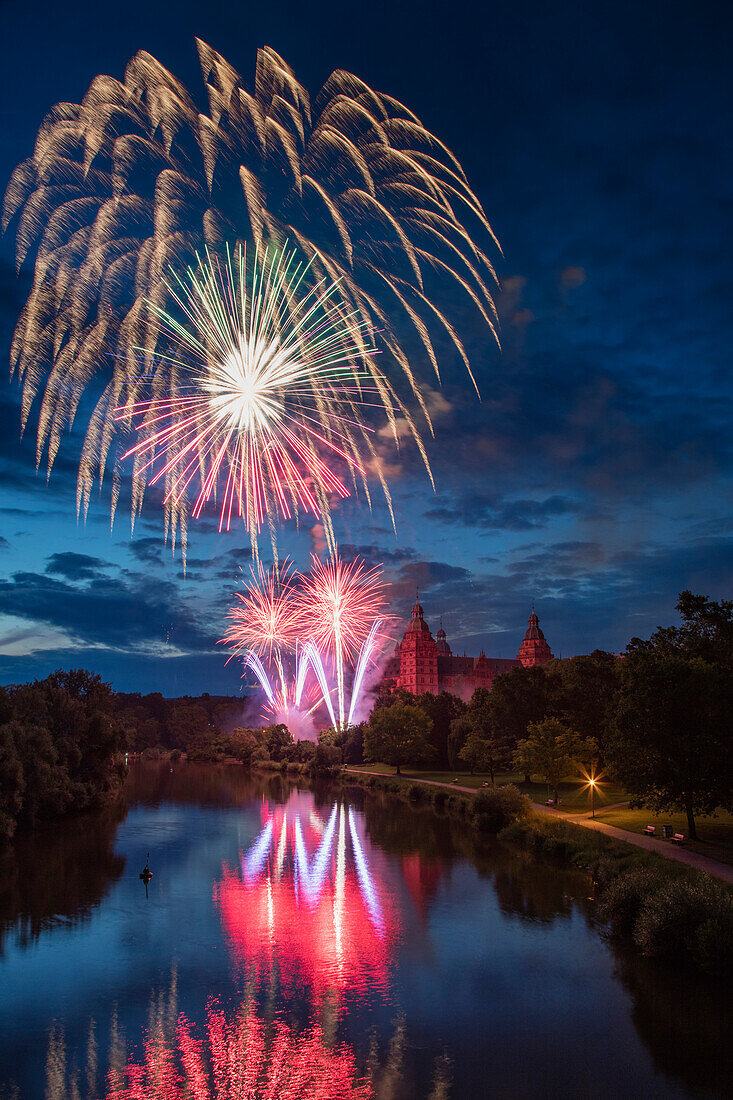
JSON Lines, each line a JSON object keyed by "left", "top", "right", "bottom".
{"left": 240, "top": 651, "right": 276, "bottom": 709}
{"left": 297, "top": 553, "right": 388, "bottom": 730}
{"left": 221, "top": 553, "right": 390, "bottom": 730}
{"left": 6, "top": 41, "right": 500, "bottom": 554}
{"left": 300, "top": 641, "right": 338, "bottom": 729}
{"left": 223, "top": 559, "right": 309, "bottom": 718}
{"left": 114, "top": 243, "right": 390, "bottom": 554}
{"left": 347, "top": 618, "right": 383, "bottom": 728}
{"left": 222, "top": 558, "right": 299, "bottom": 654}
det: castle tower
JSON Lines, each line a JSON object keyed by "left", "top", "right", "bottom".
{"left": 435, "top": 619, "right": 452, "bottom": 656}
{"left": 473, "top": 649, "right": 494, "bottom": 686}
{"left": 398, "top": 595, "right": 439, "bottom": 694}
{"left": 517, "top": 608, "right": 554, "bottom": 667}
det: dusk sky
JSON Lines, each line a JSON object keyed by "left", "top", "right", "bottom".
{"left": 1, "top": 0, "right": 731, "bottom": 695}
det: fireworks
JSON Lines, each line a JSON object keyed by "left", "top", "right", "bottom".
{"left": 222, "top": 558, "right": 310, "bottom": 719}
{"left": 114, "top": 243, "right": 403, "bottom": 552}
{"left": 222, "top": 552, "right": 389, "bottom": 731}
{"left": 297, "top": 554, "right": 388, "bottom": 730}
{"left": 6, "top": 41, "right": 499, "bottom": 547}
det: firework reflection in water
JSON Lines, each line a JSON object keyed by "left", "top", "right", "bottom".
{"left": 216, "top": 792, "right": 395, "bottom": 999}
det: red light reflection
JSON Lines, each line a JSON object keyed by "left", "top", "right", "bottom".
{"left": 215, "top": 794, "right": 397, "bottom": 997}
{"left": 106, "top": 1003, "right": 372, "bottom": 1099}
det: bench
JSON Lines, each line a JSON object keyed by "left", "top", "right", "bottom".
{"left": 643, "top": 825, "right": 655, "bottom": 836}
{"left": 671, "top": 833, "right": 685, "bottom": 845}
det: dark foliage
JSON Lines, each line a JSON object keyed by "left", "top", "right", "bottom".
{"left": 0, "top": 670, "right": 127, "bottom": 840}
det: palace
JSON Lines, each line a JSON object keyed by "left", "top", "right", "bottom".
{"left": 383, "top": 599, "right": 554, "bottom": 696}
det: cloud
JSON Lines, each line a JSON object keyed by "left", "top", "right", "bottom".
{"left": 424, "top": 493, "right": 582, "bottom": 531}
{"left": 559, "top": 266, "right": 586, "bottom": 291}
{"left": 0, "top": 569, "right": 214, "bottom": 655}
{"left": 45, "top": 551, "right": 111, "bottom": 581}
{"left": 0, "top": 536, "right": 9, "bottom": 550}
{"left": 128, "top": 538, "right": 165, "bottom": 566}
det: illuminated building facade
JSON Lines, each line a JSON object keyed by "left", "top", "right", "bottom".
{"left": 385, "top": 600, "right": 554, "bottom": 696}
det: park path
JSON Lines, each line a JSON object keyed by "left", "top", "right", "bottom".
{"left": 344, "top": 769, "right": 733, "bottom": 886}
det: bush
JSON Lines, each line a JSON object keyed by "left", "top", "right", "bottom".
{"left": 471, "top": 784, "right": 529, "bottom": 832}
{"left": 408, "top": 783, "right": 426, "bottom": 802}
{"left": 432, "top": 790, "right": 448, "bottom": 810}
{"left": 597, "top": 867, "right": 669, "bottom": 936}
{"left": 633, "top": 876, "right": 733, "bottom": 971}
{"left": 693, "top": 909, "right": 733, "bottom": 975}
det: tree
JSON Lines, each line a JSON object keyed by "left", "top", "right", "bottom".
{"left": 514, "top": 717, "right": 597, "bottom": 803}
{"left": 447, "top": 715, "right": 473, "bottom": 770}
{"left": 554, "top": 650, "right": 620, "bottom": 757}
{"left": 296, "top": 739, "right": 316, "bottom": 763}
{"left": 342, "top": 723, "right": 365, "bottom": 765}
{"left": 264, "top": 723, "right": 293, "bottom": 761}
{"left": 168, "top": 704, "right": 210, "bottom": 752}
{"left": 415, "top": 691, "right": 466, "bottom": 768}
{"left": 486, "top": 665, "right": 561, "bottom": 780}
{"left": 465, "top": 687, "right": 513, "bottom": 782}
{"left": 607, "top": 651, "right": 733, "bottom": 840}
{"left": 364, "top": 703, "right": 434, "bottom": 774}
{"left": 313, "top": 743, "right": 342, "bottom": 773}
{"left": 0, "top": 724, "right": 24, "bottom": 840}
{"left": 459, "top": 730, "right": 512, "bottom": 783}
{"left": 636, "top": 590, "right": 733, "bottom": 667}
{"left": 228, "top": 728, "right": 261, "bottom": 764}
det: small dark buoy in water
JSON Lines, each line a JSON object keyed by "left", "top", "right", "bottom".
{"left": 140, "top": 852, "right": 153, "bottom": 897}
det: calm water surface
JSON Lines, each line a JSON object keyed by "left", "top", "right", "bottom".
{"left": 0, "top": 763, "right": 730, "bottom": 1098}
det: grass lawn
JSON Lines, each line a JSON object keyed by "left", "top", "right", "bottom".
{"left": 344, "top": 765, "right": 628, "bottom": 807}
{"left": 344, "top": 764, "right": 490, "bottom": 788}
{"left": 595, "top": 807, "right": 733, "bottom": 867}
{"left": 514, "top": 776, "right": 629, "bottom": 813}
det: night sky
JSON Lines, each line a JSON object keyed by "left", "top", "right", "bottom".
{"left": 1, "top": 0, "right": 731, "bottom": 695}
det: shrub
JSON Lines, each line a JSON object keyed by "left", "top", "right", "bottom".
{"left": 633, "top": 876, "right": 733, "bottom": 969}
{"left": 597, "top": 867, "right": 669, "bottom": 936}
{"left": 693, "top": 909, "right": 733, "bottom": 975}
{"left": 408, "top": 783, "right": 426, "bottom": 802}
{"left": 471, "top": 784, "right": 529, "bottom": 832}
{"left": 433, "top": 790, "right": 448, "bottom": 810}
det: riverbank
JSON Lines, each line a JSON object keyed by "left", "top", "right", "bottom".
{"left": 342, "top": 766, "right": 733, "bottom": 977}
{"left": 344, "top": 766, "right": 733, "bottom": 872}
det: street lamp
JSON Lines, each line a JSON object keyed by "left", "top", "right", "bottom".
{"left": 589, "top": 775, "right": 596, "bottom": 819}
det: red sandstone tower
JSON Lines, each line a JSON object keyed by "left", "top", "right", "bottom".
{"left": 516, "top": 608, "right": 554, "bottom": 666}
{"left": 397, "top": 597, "right": 439, "bottom": 694}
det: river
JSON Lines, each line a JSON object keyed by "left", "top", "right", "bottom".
{"left": 0, "top": 762, "right": 729, "bottom": 1098}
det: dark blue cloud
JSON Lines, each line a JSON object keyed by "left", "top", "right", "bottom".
{"left": 0, "top": 569, "right": 213, "bottom": 652}
{"left": 45, "top": 552, "right": 110, "bottom": 581}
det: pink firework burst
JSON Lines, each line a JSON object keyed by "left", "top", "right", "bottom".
{"left": 115, "top": 242, "right": 392, "bottom": 555}
{"left": 297, "top": 553, "right": 390, "bottom": 729}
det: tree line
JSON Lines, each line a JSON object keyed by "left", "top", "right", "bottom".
{"left": 348, "top": 592, "right": 733, "bottom": 839}
{"left": 3, "top": 591, "right": 731, "bottom": 843}
{"left": 0, "top": 670, "right": 127, "bottom": 840}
